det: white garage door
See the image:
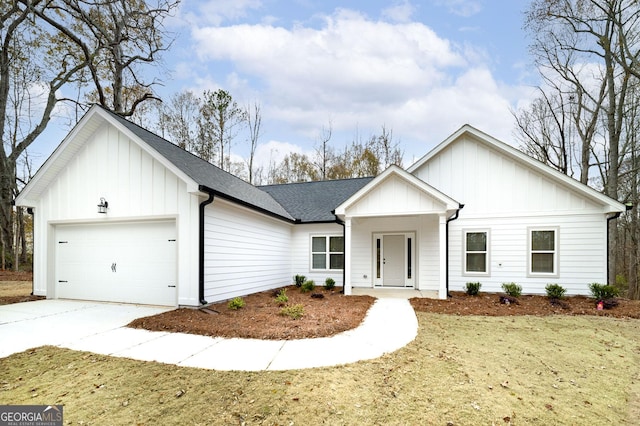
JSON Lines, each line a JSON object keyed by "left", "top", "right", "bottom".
{"left": 56, "top": 221, "right": 177, "bottom": 306}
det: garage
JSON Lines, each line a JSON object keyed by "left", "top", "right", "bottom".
{"left": 55, "top": 220, "right": 177, "bottom": 306}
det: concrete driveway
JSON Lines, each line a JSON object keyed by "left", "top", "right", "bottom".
{"left": 0, "top": 300, "right": 172, "bottom": 358}
{"left": 0, "top": 298, "right": 418, "bottom": 371}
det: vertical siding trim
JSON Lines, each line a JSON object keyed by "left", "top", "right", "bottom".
{"left": 199, "top": 187, "right": 215, "bottom": 305}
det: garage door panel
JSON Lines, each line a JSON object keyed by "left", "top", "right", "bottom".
{"left": 56, "top": 221, "right": 177, "bottom": 306}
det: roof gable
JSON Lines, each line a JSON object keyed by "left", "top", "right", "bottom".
{"left": 17, "top": 105, "right": 295, "bottom": 221}
{"left": 334, "top": 165, "right": 460, "bottom": 217}
{"left": 408, "top": 125, "right": 626, "bottom": 214}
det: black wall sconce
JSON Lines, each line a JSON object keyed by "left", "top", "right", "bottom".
{"left": 97, "top": 197, "right": 109, "bottom": 214}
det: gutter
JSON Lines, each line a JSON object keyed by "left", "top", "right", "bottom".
{"left": 198, "top": 186, "right": 215, "bottom": 305}
{"left": 446, "top": 204, "right": 465, "bottom": 297}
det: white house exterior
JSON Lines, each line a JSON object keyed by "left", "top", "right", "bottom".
{"left": 15, "top": 105, "right": 628, "bottom": 307}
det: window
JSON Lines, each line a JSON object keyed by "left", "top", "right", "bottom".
{"left": 464, "top": 230, "right": 489, "bottom": 275}
{"left": 311, "top": 236, "right": 344, "bottom": 270}
{"left": 529, "top": 228, "right": 558, "bottom": 275}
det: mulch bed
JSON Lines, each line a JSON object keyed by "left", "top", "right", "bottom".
{"left": 410, "top": 291, "right": 640, "bottom": 319}
{"left": 129, "top": 286, "right": 376, "bottom": 340}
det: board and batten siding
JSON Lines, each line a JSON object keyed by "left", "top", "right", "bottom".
{"left": 203, "top": 198, "right": 293, "bottom": 302}
{"left": 412, "top": 133, "right": 604, "bottom": 216}
{"left": 31, "top": 122, "right": 201, "bottom": 306}
{"left": 448, "top": 213, "right": 608, "bottom": 295}
{"left": 290, "top": 223, "right": 345, "bottom": 287}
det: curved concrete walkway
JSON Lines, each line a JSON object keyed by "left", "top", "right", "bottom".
{"left": 0, "top": 298, "right": 418, "bottom": 371}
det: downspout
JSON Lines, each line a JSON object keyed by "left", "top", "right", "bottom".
{"left": 199, "top": 187, "right": 215, "bottom": 305}
{"left": 446, "top": 204, "right": 464, "bottom": 297}
{"left": 606, "top": 203, "right": 633, "bottom": 284}
{"left": 27, "top": 207, "right": 34, "bottom": 296}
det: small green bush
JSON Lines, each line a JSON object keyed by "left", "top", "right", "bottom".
{"left": 502, "top": 282, "right": 522, "bottom": 298}
{"left": 301, "top": 280, "right": 316, "bottom": 293}
{"left": 227, "top": 297, "right": 245, "bottom": 310}
{"left": 294, "top": 274, "right": 306, "bottom": 287}
{"left": 464, "top": 282, "right": 482, "bottom": 296}
{"left": 589, "top": 283, "right": 619, "bottom": 300}
{"left": 280, "top": 304, "right": 304, "bottom": 319}
{"left": 324, "top": 277, "right": 336, "bottom": 290}
{"left": 545, "top": 283, "right": 566, "bottom": 299}
{"left": 274, "top": 288, "right": 288, "bottom": 305}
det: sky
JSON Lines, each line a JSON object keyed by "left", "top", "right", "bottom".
{"left": 31, "top": 0, "right": 539, "bottom": 172}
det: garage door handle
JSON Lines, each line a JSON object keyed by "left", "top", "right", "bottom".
{"left": 168, "top": 285, "right": 176, "bottom": 288}
{"left": 111, "top": 262, "right": 116, "bottom": 273}
{"left": 58, "top": 280, "right": 68, "bottom": 283}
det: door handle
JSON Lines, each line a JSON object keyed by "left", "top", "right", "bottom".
{"left": 111, "top": 262, "right": 117, "bottom": 273}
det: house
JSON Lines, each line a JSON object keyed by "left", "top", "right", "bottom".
{"left": 15, "top": 105, "right": 628, "bottom": 306}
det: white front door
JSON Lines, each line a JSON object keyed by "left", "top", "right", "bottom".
{"left": 374, "top": 233, "right": 415, "bottom": 288}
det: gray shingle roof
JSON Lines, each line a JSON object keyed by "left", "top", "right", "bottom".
{"left": 104, "top": 108, "right": 295, "bottom": 221}
{"left": 259, "top": 178, "right": 374, "bottom": 222}
{"left": 105, "top": 107, "right": 371, "bottom": 223}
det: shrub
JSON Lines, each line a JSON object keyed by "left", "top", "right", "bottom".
{"left": 301, "top": 280, "right": 316, "bottom": 293}
{"left": 589, "top": 283, "right": 619, "bottom": 300}
{"left": 464, "top": 282, "right": 482, "bottom": 296}
{"left": 545, "top": 283, "right": 566, "bottom": 300}
{"left": 227, "top": 297, "right": 245, "bottom": 310}
{"left": 294, "top": 274, "right": 306, "bottom": 287}
{"left": 501, "top": 282, "right": 522, "bottom": 298}
{"left": 324, "top": 277, "right": 336, "bottom": 290}
{"left": 280, "top": 304, "right": 304, "bottom": 319}
{"left": 274, "top": 288, "right": 288, "bottom": 305}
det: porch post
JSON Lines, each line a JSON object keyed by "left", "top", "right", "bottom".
{"left": 438, "top": 213, "right": 447, "bottom": 299}
{"left": 344, "top": 217, "right": 352, "bottom": 295}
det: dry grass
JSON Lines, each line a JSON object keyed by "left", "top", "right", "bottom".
{"left": 2, "top": 313, "right": 639, "bottom": 425}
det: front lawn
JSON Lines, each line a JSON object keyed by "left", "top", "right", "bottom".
{"left": 1, "top": 313, "right": 638, "bottom": 425}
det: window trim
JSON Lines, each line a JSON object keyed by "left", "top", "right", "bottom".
{"left": 527, "top": 227, "right": 559, "bottom": 277}
{"left": 462, "top": 229, "right": 490, "bottom": 276}
{"left": 310, "top": 235, "right": 344, "bottom": 271}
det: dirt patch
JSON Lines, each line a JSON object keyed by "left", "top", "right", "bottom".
{"left": 129, "top": 286, "right": 376, "bottom": 340}
{"left": 0, "top": 275, "right": 43, "bottom": 305}
{"left": 411, "top": 291, "right": 640, "bottom": 319}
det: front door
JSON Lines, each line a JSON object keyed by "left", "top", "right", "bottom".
{"left": 374, "top": 233, "right": 415, "bottom": 288}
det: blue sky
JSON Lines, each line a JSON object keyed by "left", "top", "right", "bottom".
{"left": 33, "top": 0, "right": 538, "bottom": 172}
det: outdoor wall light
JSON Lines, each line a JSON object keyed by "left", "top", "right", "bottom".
{"left": 97, "top": 197, "right": 109, "bottom": 214}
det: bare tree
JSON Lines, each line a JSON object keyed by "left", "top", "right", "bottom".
{"left": 161, "top": 91, "right": 200, "bottom": 151}
{"left": 198, "top": 89, "right": 247, "bottom": 170}
{"left": 523, "top": 0, "right": 640, "bottom": 292}
{"left": 314, "top": 122, "right": 333, "bottom": 180}
{"left": 245, "top": 101, "right": 262, "bottom": 184}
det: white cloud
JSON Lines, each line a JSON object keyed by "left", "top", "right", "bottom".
{"left": 382, "top": 0, "right": 416, "bottom": 23}
{"left": 188, "top": 7, "right": 528, "bottom": 161}
{"left": 434, "top": 0, "right": 483, "bottom": 17}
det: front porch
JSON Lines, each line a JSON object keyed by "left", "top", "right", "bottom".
{"left": 351, "top": 287, "right": 439, "bottom": 299}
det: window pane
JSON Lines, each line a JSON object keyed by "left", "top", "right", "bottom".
{"left": 376, "top": 238, "right": 381, "bottom": 278}
{"left": 329, "top": 236, "right": 344, "bottom": 252}
{"left": 466, "top": 232, "right": 487, "bottom": 252}
{"left": 532, "top": 231, "right": 554, "bottom": 251}
{"left": 532, "top": 253, "right": 554, "bottom": 273}
{"left": 466, "top": 253, "right": 486, "bottom": 272}
{"left": 329, "top": 254, "right": 344, "bottom": 269}
{"left": 312, "top": 236, "right": 326, "bottom": 252}
{"left": 312, "top": 254, "right": 326, "bottom": 269}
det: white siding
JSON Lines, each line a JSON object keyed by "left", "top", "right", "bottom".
{"left": 448, "top": 213, "right": 607, "bottom": 295}
{"left": 203, "top": 198, "right": 293, "bottom": 302}
{"left": 31, "top": 123, "right": 201, "bottom": 306}
{"left": 290, "top": 223, "right": 345, "bottom": 287}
